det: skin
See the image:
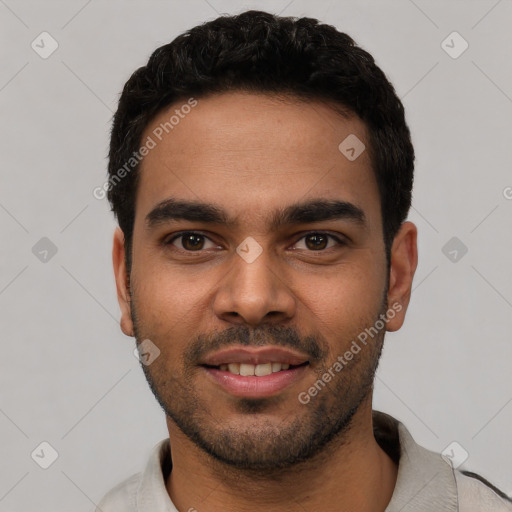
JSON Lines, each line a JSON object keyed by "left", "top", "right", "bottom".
{"left": 112, "top": 91, "right": 418, "bottom": 512}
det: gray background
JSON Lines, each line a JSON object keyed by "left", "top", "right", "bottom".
{"left": 1, "top": 0, "right": 511, "bottom": 510}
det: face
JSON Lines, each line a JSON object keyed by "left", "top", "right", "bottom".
{"left": 113, "top": 92, "right": 417, "bottom": 470}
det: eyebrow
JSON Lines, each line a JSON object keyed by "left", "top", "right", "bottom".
{"left": 145, "top": 197, "right": 367, "bottom": 231}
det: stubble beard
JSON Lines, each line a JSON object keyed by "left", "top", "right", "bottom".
{"left": 130, "top": 291, "right": 387, "bottom": 474}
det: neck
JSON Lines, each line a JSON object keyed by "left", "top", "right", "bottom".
{"left": 165, "top": 402, "right": 398, "bottom": 512}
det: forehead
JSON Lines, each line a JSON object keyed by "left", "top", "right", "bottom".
{"left": 135, "top": 92, "right": 380, "bottom": 233}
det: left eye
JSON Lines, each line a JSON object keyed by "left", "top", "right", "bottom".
{"left": 293, "top": 232, "right": 344, "bottom": 251}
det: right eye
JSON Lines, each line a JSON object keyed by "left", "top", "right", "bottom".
{"left": 164, "top": 231, "right": 219, "bottom": 251}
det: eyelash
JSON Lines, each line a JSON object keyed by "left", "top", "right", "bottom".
{"left": 163, "top": 231, "right": 347, "bottom": 252}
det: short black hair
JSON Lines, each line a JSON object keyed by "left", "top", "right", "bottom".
{"left": 107, "top": 9, "right": 414, "bottom": 271}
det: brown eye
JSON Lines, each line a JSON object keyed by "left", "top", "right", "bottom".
{"left": 181, "top": 233, "right": 204, "bottom": 250}
{"left": 293, "top": 232, "right": 344, "bottom": 251}
{"left": 167, "top": 232, "right": 216, "bottom": 251}
{"left": 305, "top": 233, "right": 328, "bottom": 250}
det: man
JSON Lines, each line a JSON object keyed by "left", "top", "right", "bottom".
{"left": 98, "top": 10, "right": 511, "bottom": 512}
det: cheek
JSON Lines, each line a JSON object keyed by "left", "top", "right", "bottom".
{"left": 131, "top": 259, "right": 212, "bottom": 345}
{"left": 133, "top": 249, "right": 184, "bottom": 303}
{"left": 297, "top": 265, "right": 386, "bottom": 362}
{"left": 304, "top": 262, "right": 385, "bottom": 322}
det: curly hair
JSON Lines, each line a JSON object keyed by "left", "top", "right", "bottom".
{"left": 107, "top": 10, "right": 414, "bottom": 270}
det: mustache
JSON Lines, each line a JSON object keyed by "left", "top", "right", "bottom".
{"left": 184, "top": 324, "right": 327, "bottom": 366}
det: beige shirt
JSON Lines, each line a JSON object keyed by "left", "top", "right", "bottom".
{"left": 96, "top": 411, "right": 512, "bottom": 511}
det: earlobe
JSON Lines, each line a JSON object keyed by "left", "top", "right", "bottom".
{"left": 386, "top": 221, "right": 418, "bottom": 332}
{"left": 112, "top": 227, "right": 135, "bottom": 337}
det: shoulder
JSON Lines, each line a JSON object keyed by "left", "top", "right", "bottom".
{"left": 94, "top": 438, "right": 171, "bottom": 511}
{"left": 455, "top": 470, "right": 512, "bottom": 512}
{"left": 95, "top": 471, "right": 141, "bottom": 512}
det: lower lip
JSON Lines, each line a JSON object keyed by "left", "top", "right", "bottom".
{"left": 203, "top": 365, "right": 308, "bottom": 398}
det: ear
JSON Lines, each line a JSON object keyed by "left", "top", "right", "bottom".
{"left": 386, "top": 221, "right": 418, "bottom": 332}
{"left": 112, "top": 227, "right": 134, "bottom": 337}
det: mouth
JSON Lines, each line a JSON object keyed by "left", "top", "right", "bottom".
{"left": 203, "top": 361, "right": 309, "bottom": 376}
{"left": 200, "top": 347, "right": 311, "bottom": 398}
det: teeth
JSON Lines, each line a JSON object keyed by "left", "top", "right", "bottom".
{"left": 220, "top": 362, "right": 293, "bottom": 376}
{"left": 228, "top": 363, "right": 240, "bottom": 375}
{"left": 255, "top": 362, "right": 272, "bottom": 376}
{"left": 239, "top": 363, "right": 255, "bottom": 376}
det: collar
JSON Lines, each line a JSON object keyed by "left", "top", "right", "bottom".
{"left": 374, "top": 411, "right": 458, "bottom": 512}
{"left": 135, "top": 410, "right": 458, "bottom": 512}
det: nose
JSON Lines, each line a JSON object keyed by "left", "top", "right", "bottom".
{"left": 212, "top": 240, "right": 296, "bottom": 327}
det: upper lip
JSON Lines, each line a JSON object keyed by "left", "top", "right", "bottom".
{"left": 201, "top": 346, "right": 310, "bottom": 366}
